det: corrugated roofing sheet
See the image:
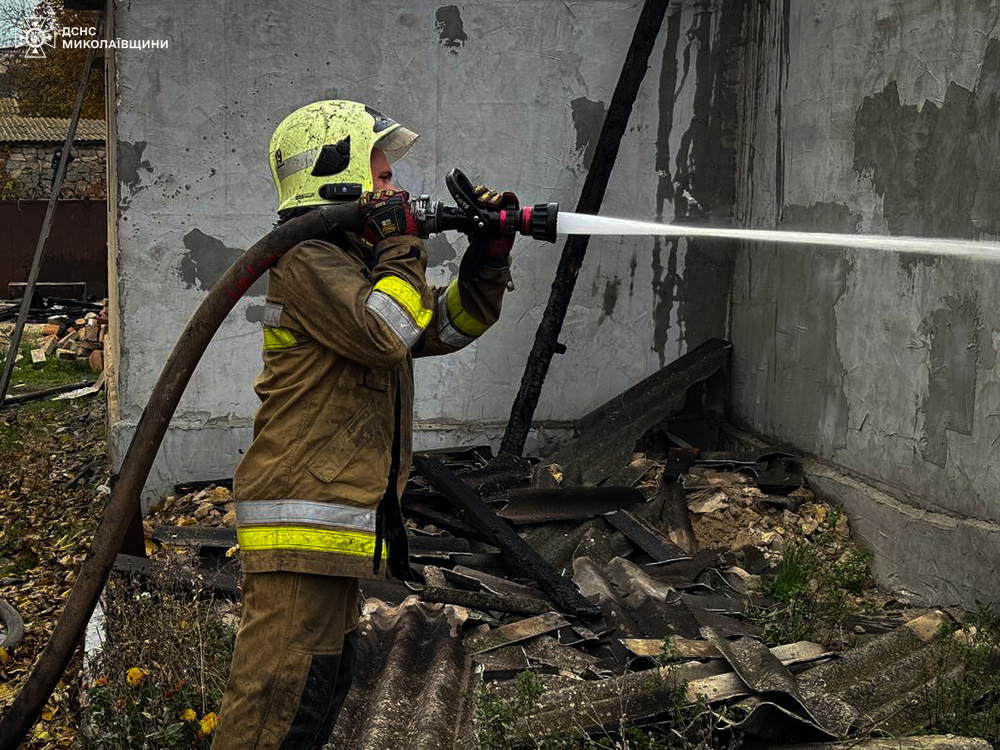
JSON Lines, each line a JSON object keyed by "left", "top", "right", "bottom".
{"left": 0, "top": 97, "right": 105, "bottom": 142}
{"left": 328, "top": 597, "right": 478, "bottom": 750}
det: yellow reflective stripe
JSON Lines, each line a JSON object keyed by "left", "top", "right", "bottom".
{"left": 263, "top": 326, "right": 297, "bottom": 350}
{"left": 237, "top": 526, "right": 375, "bottom": 557}
{"left": 373, "top": 276, "right": 433, "bottom": 329}
{"left": 446, "top": 282, "right": 489, "bottom": 336}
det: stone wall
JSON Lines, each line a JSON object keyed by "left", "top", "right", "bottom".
{"left": 2, "top": 142, "right": 106, "bottom": 200}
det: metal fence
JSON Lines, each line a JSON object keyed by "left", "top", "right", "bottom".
{"left": 0, "top": 199, "right": 108, "bottom": 301}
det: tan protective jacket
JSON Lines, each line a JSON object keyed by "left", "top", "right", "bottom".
{"left": 234, "top": 231, "right": 509, "bottom": 579}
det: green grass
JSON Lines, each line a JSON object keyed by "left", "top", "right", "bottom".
{"left": 2, "top": 340, "right": 94, "bottom": 390}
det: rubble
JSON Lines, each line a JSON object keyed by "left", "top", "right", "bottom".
{"left": 132, "top": 344, "right": 997, "bottom": 749}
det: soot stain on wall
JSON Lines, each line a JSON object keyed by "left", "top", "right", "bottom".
{"left": 853, "top": 40, "right": 1000, "bottom": 264}
{"left": 781, "top": 201, "right": 861, "bottom": 233}
{"left": 435, "top": 6, "right": 468, "bottom": 53}
{"left": 118, "top": 140, "right": 152, "bottom": 195}
{"left": 668, "top": 1, "right": 744, "bottom": 350}
{"left": 918, "top": 294, "right": 981, "bottom": 468}
{"left": 569, "top": 97, "right": 607, "bottom": 171}
{"left": 599, "top": 278, "right": 620, "bottom": 324}
{"left": 180, "top": 228, "right": 264, "bottom": 296}
{"left": 424, "top": 234, "right": 458, "bottom": 267}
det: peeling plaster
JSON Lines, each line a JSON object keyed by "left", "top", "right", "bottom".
{"left": 853, "top": 40, "right": 1000, "bottom": 242}
{"left": 918, "top": 294, "right": 981, "bottom": 468}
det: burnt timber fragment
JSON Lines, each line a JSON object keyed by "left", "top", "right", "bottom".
{"left": 549, "top": 338, "right": 732, "bottom": 485}
{"left": 413, "top": 455, "right": 601, "bottom": 620}
{"left": 603, "top": 509, "right": 689, "bottom": 562}
{"left": 497, "top": 486, "right": 645, "bottom": 524}
{"left": 464, "top": 611, "right": 570, "bottom": 655}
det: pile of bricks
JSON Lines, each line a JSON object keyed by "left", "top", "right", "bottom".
{"left": 32, "top": 303, "right": 109, "bottom": 372}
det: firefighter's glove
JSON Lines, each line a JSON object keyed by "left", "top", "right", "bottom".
{"left": 360, "top": 190, "right": 419, "bottom": 251}
{"left": 472, "top": 184, "right": 520, "bottom": 258}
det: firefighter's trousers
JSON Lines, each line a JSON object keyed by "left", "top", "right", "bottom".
{"left": 210, "top": 571, "right": 360, "bottom": 750}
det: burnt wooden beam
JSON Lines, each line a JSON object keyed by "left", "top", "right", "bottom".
{"left": 413, "top": 456, "right": 601, "bottom": 620}
{"left": 499, "top": 0, "right": 673, "bottom": 457}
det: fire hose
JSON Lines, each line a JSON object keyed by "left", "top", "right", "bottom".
{"left": 0, "top": 168, "right": 558, "bottom": 748}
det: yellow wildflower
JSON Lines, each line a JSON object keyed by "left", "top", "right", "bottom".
{"left": 125, "top": 667, "right": 147, "bottom": 687}
{"left": 198, "top": 712, "right": 218, "bottom": 738}
{"left": 179, "top": 708, "right": 197, "bottom": 723}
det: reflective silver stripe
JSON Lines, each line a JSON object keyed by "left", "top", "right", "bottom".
{"left": 366, "top": 290, "right": 421, "bottom": 347}
{"left": 236, "top": 499, "right": 376, "bottom": 532}
{"left": 436, "top": 291, "right": 476, "bottom": 348}
{"left": 261, "top": 303, "right": 283, "bottom": 327}
{"left": 275, "top": 148, "right": 318, "bottom": 182}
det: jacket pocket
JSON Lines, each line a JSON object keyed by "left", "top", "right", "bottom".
{"left": 307, "top": 403, "right": 378, "bottom": 483}
{"left": 362, "top": 368, "right": 390, "bottom": 392}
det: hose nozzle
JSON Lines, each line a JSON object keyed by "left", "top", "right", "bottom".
{"left": 411, "top": 168, "right": 559, "bottom": 243}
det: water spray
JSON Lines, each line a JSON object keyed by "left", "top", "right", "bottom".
{"left": 422, "top": 168, "right": 1000, "bottom": 262}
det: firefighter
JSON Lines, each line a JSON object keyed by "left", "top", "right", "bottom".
{"left": 210, "top": 100, "right": 516, "bottom": 749}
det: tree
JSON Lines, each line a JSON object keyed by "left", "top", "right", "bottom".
{"left": 1, "top": 0, "right": 104, "bottom": 119}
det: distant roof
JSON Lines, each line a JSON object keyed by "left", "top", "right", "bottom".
{"left": 0, "top": 97, "right": 105, "bottom": 143}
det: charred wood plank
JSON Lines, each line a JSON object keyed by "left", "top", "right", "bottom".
{"left": 153, "top": 525, "right": 236, "bottom": 549}
{"left": 413, "top": 456, "right": 601, "bottom": 620}
{"left": 402, "top": 503, "right": 490, "bottom": 544}
{"left": 498, "top": 486, "right": 644, "bottom": 524}
{"left": 113, "top": 553, "right": 239, "bottom": 598}
{"left": 464, "top": 611, "right": 570, "bottom": 655}
{"left": 604, "top": 509, "right": 689, "bottom": 562}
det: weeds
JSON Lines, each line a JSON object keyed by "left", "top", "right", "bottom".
{"left": 750, "top": 509, "right": 871, "bottom": 647}
{"left": 921, "top": 601, "right": 1000, "bottom": 745}
{"left": 80, "top": 570, "right": 238, "bottom": 750}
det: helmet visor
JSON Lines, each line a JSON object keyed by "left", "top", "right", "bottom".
{"left": 375, "top": 126, "right": 419, "bottom": 163}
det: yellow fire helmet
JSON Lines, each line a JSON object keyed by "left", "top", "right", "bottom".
{"left": 268, "top": 100, "right": 419, "bottom": 215}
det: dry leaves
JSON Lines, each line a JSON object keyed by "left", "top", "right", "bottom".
{"left": 0, "top": 394, "right": 109, "bottom": 748}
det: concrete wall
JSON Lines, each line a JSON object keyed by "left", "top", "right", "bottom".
{"left": 731, "top": 0, "right": 1000, "bottom": 607}
{"left": 110, "top": 1, "right": 740, "bottom": 504}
